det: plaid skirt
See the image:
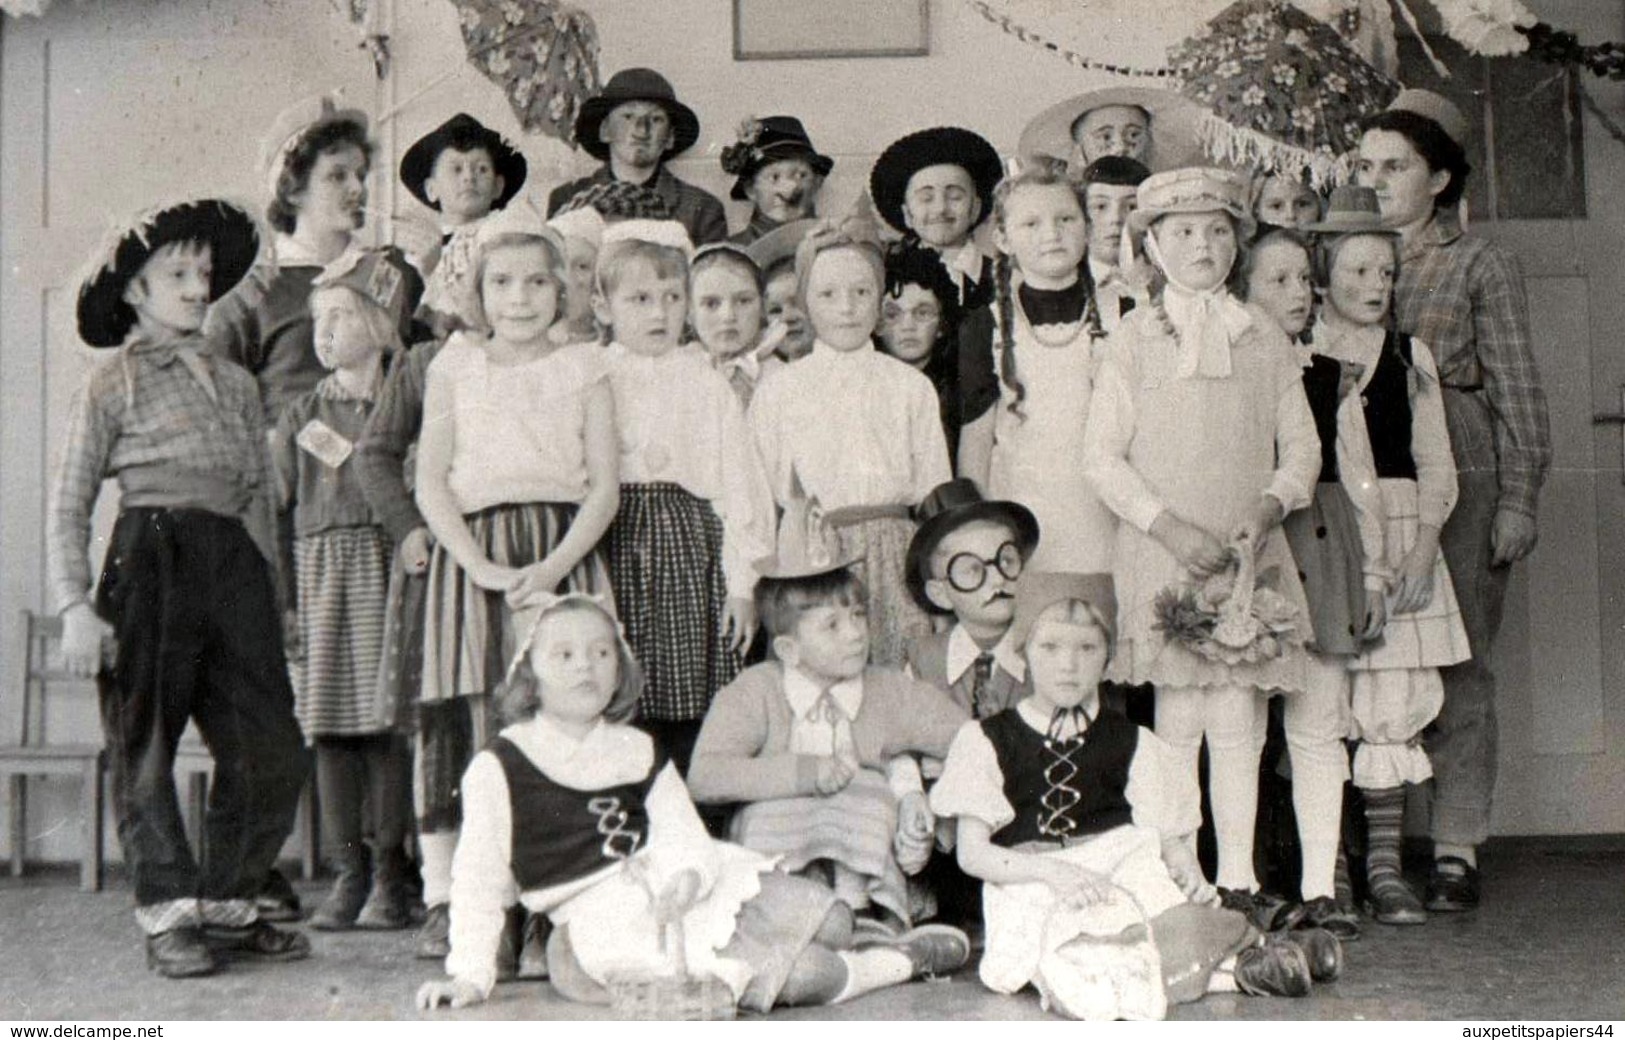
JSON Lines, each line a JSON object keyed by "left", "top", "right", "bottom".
{"left": 419, "top": 500, "right": 613, "bottom": 705}
{"left": 829, "top": 514, "right": 930, "bottom": 669}
{"left": 1352, "top": 479, "right": 1471, "bottom": 672}
{"left": 605, "top": 482, "right": 740, "bottom": 722}
{"left": 293, "top": 526, "right": 393, "bottom": 737}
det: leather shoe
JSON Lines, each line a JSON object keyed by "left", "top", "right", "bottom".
{"left": 1425, "top": 857, "right": 1481, "bottom": 913}
{"left": 1297, "top": 895, "right": 1360, "bottom": 942}
{"left": 1269, "top": 928, "right": 1342, "bottom": 982}
{"left": 859, "top": 922, "right": 969, "bottom": 978}
{"left": 202, "top": 920, "right": 312, "bottom": 961}
{"left": 1218, "top": 887, "right": 1305, "bottom": 933}
{"left": 415, "top": 903, "right": 451, "bottom": 960}
{"left": 146, "top": 926, "right": 218, "bottom": 979}
{"left": 1366, "top": 881, "right": 1427, "bottom": 926}
{"left": 1233, "top": 941, "right": 1312, "bottom": 998}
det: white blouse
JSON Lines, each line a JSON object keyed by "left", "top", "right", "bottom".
{"left": 423, "top": 333, "right": 608, "bottom": 514}
{"left": 748, "top": 341, "right": 950, "bottom": 511}
{"left": 605, "top": 343, "right": 776, "bottom": 597}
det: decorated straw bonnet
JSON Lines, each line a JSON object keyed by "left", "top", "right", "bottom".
{"left": 76, "top": 198, "right": 261, "bottom": 348}
{"left": 905, "top": 479, "right": 1040, "bottom": 613}
{"left": 573, "top": 67, "right": 701, "bottom": 163}
{"left": 868, "top": 126, "right": 1003, "bottom": 235}
{"left": 1018, "top": 86, "right": 1204, "bottom": 170}
{"left": 722, "top": 116, "right": 835, "bottom": 201}
{"left": 399, "top": 112, "right": 528, "bottom": 212}
{"left": 260, "top": 93, "right": 370, "bottom": 200}
{"left": 1301, "top": 185, "right": 1396, "bottom": 236}
{"left": 1126, "top": 166, "right": 1256, "bottom": 239}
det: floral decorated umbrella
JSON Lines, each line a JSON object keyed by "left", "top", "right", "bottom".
{"left": 450, "top": 0, "right": 601, "bottom": 145}
{"left": 1168, "top": 0, "right": 1400, "bottom": 187}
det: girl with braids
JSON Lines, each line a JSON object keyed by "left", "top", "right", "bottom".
{"left": 1082, "top": 168, "right": 1320, "bottom": 921}
{"left": 958, "top": 157, "right": 1115, "bottom": 577}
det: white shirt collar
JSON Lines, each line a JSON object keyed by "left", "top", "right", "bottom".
{"left": 945, "top": 624, "right": 1026, "bottom": 685}
{"left": 782, "top": 664, "right": 864, "bottom": 723}
{"left": 501, "top": 714, "right": 655, "bottom": 788}
{"left": 940, "top": 241, "right": 984, "bottom": 286}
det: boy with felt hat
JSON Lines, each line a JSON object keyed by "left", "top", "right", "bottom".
{"left": 723, "top": 115, "right": 835, "bottom": 246}
{"left": 546, "top": 67, "right": 728, "bottom": 247}
{"left": 51, "top": 199, "right": 312, "bottom": 978}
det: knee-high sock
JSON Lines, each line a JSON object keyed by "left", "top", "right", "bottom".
{"left": 833, "top": 948, "right": 914, "bottom": 1004}
{"left": 1203, "top": 685, "right": 1267, "bottom": 891}
{"left": 1363, "top": 786, "right": 1407, "bottom": 898}
{"left": 1286, "top": 658, "right": 1351, "bottom": 900}
{"left": 418, "top": 831, "right": 459, "bottom": 908}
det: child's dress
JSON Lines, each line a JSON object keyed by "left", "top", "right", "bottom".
{"left": 980, "top": 279, "right": 1117, "bottom": 575}
{"left": 604, "top": 343, "right": 774, "bottom": 738}
{"left": 447, "top": 714, "right": 840, "bottom": 1011}
{"left": 1315, "top": 322, "right": 1469, "bottom": 788}
{"left": 273, "top": 373, "right": 397, "bottom": 735}
{"left": 417, "top": 332, "right": 615, "bottom": 826}
{"left": 1084, "top": 295, "right": 1320, "bottom": 693}
{"left": 748, "top": 342, "right": 951, "bottom": 667}
{"left": 929, "top": 702, "right": 1217, "bottom": 1020}
{"left": 689, "top": 662, "right": 968, "bottom": 926}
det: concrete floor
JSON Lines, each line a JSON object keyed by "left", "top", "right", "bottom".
{"left": 2, "top": 840, "right": 1621, "bottom": 1021}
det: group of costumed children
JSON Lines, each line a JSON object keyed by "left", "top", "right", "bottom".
{"left": 50, "top": 87, "right": 1466, "bottom": 1020}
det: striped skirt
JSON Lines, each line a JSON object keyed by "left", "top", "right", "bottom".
{"left": 605, "top": 482, "right": 740, "bottom": 722}
{"left": 293, "top": 526, "right": 394, "bottom": 737}
{"left": 419, "top": 501, "right": 614, "bottom": 705}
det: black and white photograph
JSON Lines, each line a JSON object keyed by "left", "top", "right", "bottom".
{"left": 0, "top": 0, "right": 1621, "bottom": 1026}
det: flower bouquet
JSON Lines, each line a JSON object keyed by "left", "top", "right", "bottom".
{"left": 1153, "top": 534, "right": 1298, "bottom": 666}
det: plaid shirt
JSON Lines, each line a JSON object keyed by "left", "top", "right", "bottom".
{"left": 546, "top": 165, "right": 729, "bottom": 247}
{"left": 48, "top": 334, "right": 274, "bottom": 611}
{"left": 1394, "top": 211, "right": 1551, "bottom": 519}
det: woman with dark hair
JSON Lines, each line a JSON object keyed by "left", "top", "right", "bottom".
{"left": 878, "top": 239, "right": 964, "bottom": 462}
{"left": 208, "top": 96, "right": 423, "bottom": 426}
{"left": 1354, "top": 90, "right": 1551, "bottom": 915}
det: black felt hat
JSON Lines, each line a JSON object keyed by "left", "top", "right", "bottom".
{"left": 399, "top": 113, "right": 527, "bottom": 212}
{"left": 869, "top": 126, "right": 1003, "bottom": 235}
{"left": 573, "top": 67, "right": 701, "bottom": 163}
{"left": 76, "top": 199, "right": 260, "bottom": 349}
{"left": 722, "top": 116, "right": 835, "bottom": 201}
{"left": 905, "top": 478, "right": 1041, "bottom": 613}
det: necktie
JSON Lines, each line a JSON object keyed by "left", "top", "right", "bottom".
{"left": 969, "top": 652, "right": 994, "bottom": 719}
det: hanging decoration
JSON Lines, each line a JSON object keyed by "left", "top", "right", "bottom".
{"left": 1425, "top": 0, "right": 1535, "bottom": 57}
{"left": 1168, "top": 0, "right": 1400, "bottom": 187}
{"left": 1518, "top": 23, "right": 1625, "bottom": 81}
{"left": 962, "top": 0, "right": 1174, "bottom": 81}
{"left": 449, "top": 0, "right": 601, "bottom": 145}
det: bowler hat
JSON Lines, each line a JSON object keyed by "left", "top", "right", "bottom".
{"left": 723, "top": 116, "right": 834, "bottom": 201}
{"left": 399, "top": 113, "right": 527, "bottom": 212}
{"left": 76, "top": 199, "right": 261, "bottom": 349}
{"left": 869, "top": 126, "right": 1003, "bottom": 236}
{"left": 905, "top": 479, "right": 1040, "bottom": 613}
{"left": 573, "top": 67, "right": 701, "bottom": 163}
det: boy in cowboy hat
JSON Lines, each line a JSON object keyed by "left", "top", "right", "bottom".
{"left": 399, "top": 112, "right": 527, "bottom": 327}
{"left": 546, "top": 67, "right": 728, "bottom": 247}
{"left": 869, "top": 126, "right": 1004, "bottom": 309}
{"left": 722, "top": 115, "right": 834, "bottom": 246}
{"left": 1018, "top": 87, "right": 1203, "bottom": 174}
{"left": 49, "top": 199, "right": 312, "bottom": 978}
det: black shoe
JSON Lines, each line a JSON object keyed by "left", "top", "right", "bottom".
{"left": 1269, "top": 928, "right": 1342, "bottom": 982}
{"left": 1425, "top": 856, "right": 1481, "bottom": 913}
{"left": 1218, "top": 887, "right": 1305, "bottom": 933}
{"left": 415, "top": 903, "right": 451, "bottom": 960}
{"left": 1233, "top": 941, "right": 1312, "bottom": 997}
{"left": 309, "top": 866, "right": 369, "bottom": 932}
{"left": 1366, "top": 879, "right": 1428, "bottom": 926}
{"left": 256, "top": 869, "right": 303, "bottom": 923}
{"left": 1298, "top": 895, "right": 1361, "bottom": 943}
{"left": 202, "top": 920, "right": 312, "bottom": 962}
{"left": 146, "top": 926, "right": 219, "bottom": 979}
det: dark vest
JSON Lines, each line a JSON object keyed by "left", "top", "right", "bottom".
{"left": 1361, "top": 331, "right": 1419, "bottom": 481}
{"left": 488, "top": 735, "right": 669, "bottom": 892}
{"left": 981, "top": 707, "right": 1139, "bottom": 848}
{"left": 1300, "top": 352, "right": 1345, "bottom": 483}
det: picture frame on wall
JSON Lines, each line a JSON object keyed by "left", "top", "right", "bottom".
{"left": 733, "top": 0, "right": 930, "bottom": 60}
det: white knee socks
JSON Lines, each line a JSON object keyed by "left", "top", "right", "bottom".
{"left": 833, "top": 947, "right": 914, "bottom": 1003}
{"left": 418, "top": 831, "right": 458, "bottom": 908}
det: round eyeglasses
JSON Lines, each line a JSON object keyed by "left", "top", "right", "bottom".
{"left": 944, "top": 541, "right": 1024, "bottom": 593}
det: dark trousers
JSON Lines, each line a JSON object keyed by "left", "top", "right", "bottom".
{"left": 96, "top": 508, "right": 310, "bottom": 909}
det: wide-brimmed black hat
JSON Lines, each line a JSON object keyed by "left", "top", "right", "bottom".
{"left": 574, "top": 67, "right": 701, "bottom": 163}
{"left": 722, "top": 116, "right": 834, "bottom": 201}
{"left": 399, "top": 113, "right": 527, "bottom": 212}
{"left": 76, "top": 199, "right": 260, "bottom": 348}
{"left": 905, "top": 478, "right": 1040, "bottom": 613}
{"left": 869, "top": 126, "right": 1003, "bottom": 235}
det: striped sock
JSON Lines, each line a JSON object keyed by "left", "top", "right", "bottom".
{"left": 1363, "top": 786, "right": 1407, "bottom": 899}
